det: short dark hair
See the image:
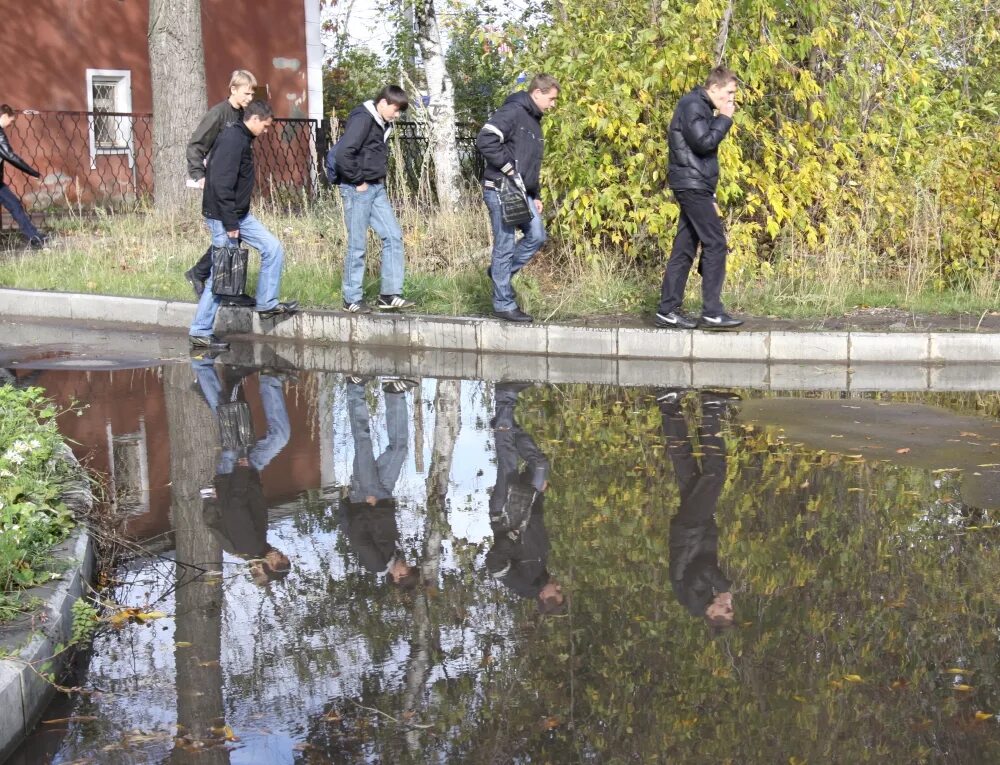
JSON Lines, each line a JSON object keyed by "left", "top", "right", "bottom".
{"left": 0, "top": 104, "right": 15, "bottom": 117}
{"left": 375, "top": 85, "right": 409, "bottom": 112}
{"left": 528, "top": 74, "right": 560, "bottom": 94}
{"left": 244, "top": 100, "right": 273, "bottom": 121}
{"left": 705, "top": 66, "right": 739, "bottom": 89}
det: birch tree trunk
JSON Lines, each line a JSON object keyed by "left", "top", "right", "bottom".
{"left": 414, "top": 0, "right": 462, "bottom": 210}
{"left": 148, "top": 0, "right": 207, "bottom": 210}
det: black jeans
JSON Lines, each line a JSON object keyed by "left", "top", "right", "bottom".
{"left": 658, "top": 189, "right": 728, "bottom": 316}
{"left": 191, "top": 244, "right": 213, "bottom": 281}
{"left": 0, "top": 184, "right": 41, "bottom": 241}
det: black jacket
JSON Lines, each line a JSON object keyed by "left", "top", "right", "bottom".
{"left": 187, "top": 99, "right": 243, "bottom": 182}
{"left": 202, "top": 122, "right": 256, "bottom": 231}
{"left": 486, "top": 503, "right": 551, "bottom": 600}
{"left": 667, "top": 87, "right": 733, "bottom": 193}
{"left": 204, "top": 466, "right": 268, "bottom": 558}
{"left": 0, "top": 126, "right": 40, "bottom": 186}
{"left": 338, "top": 499, "right": 403, "bottom": 574}
{"left": 476, "top": 91, "right": 546, "bottom": 196}
{"left": 334, "top": 101, "right": 393, "bottom": 185}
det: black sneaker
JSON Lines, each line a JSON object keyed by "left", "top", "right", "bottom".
{"left": 654, "top": 311, "right": 697, "bottom": 329}
{"left": 343, "top": 300, "right": 372, "bottom": 314}
{"left": 189, "top": 334, "right": 230, "bottom": 351}
{"left": 492, "top": 308, "right": 533, "bottom": 323}
{"left": 258, "top": 301, "right": 299, "bottom": 319}
{"left": 185, "top": 268, "right": 205, "bottom": 298}
{"left": 375, "top": 294, "right": 415, "bottom": 310}
{"left": 221, "top": 293, "right": 255, "bottom": 307}
{"left": 699, "top": 313, "right": 743, "bottom": 329}
{"left": 382, "top": 378, "right": 418, "bottom": 394}
{"left": 345, "top": 374, "right": 367, "bottom": 385}
{"left": 656, "top": 388, "right": 687, "bottom": 406}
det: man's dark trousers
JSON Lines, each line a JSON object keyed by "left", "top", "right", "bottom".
{"left": 658, "top": 189, "right": 727, "bottom": 316}
{"left": 0, "top": 185, "right": 41, "bottom": 241}
{"left": 191, "top": 245, "right": 213, "bottom": 281}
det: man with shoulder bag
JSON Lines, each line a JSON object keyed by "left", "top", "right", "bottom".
{"left": 189, "top": 100, "right": 298, "bottom": 352}
{"left": 476, "top": 74, "right": 559, "bottom": 323}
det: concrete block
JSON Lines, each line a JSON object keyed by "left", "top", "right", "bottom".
{"left": 849, "top": 363, "right": 929, "bottom": 391}
{"left": 479, "top": 321, "right": 547, "bottom": 355}
{"left": 0, "top": 289, "right": 72, "bottom": 320}
{"left": 769, "top": 363, "right": 850, "bottom": 390}
{"left": 770, "top": 332, "right": 849, "bottom": 362}
{"left": 350, "top": 347, "right": 411, "bottom": 377}
{"left": 692, "top": 362, "right": 768, "bottom": 389}
{"left": 157, "top": 300, "right": 195, "bottom": 329}
{"left": 850, "top": 332, "right": 930, "bottom": 363}
{"left": 214, "top": 307, "right": 254, "bottom": 335}
{"left": 405, "top": 350, "right": 480, "bottom": 380}
{"left": 351, "top": 315, "right": 414, "bottom": 348}
{"left": 692, "top": 331, "right": 769, "bottom": 361}
{"left": 72, "top": 294, "right": 163, "bottom": 325}
{"left": 257, "top": 311, "right": 301, "bottom": 340}
{"left": 929, "top": 333, "right": 1000, "bottom": 362}
{"left": 411, "top": 317, "right": 479, "bottom": 351}
{"left": 547, "top": 325, "right": 616, "bottom": 357}
{"left": 16, "top": 633, "right": 54, "bottom": 731}
{"left": 618, "top": 327, "right": 691, "bottom": 360}
{"left": 480, "top": 353, "right": 548, "bottom": 382}
{"left": 548, "top": 356, "right": 617, "bottom": 384}
{"left": 296, "top": 312, "right": 352, "bottom": 344}
{"left": 930, "top": 364, "right": 1000, "bottom": 391}
{"left": 0, "top": 662, "right": 25, "bottom": 763}
{"left": 617, "top": 359, "right": 692, "bottom": 388}
{"left": 299, "top": 342, "right": 353, "bottom": 373}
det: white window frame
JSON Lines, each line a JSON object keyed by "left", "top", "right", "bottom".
{"left": 86, "top": 69, "right": 134, "bottom": 170}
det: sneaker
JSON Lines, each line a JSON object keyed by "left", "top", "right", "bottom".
{"left": 492, "top": 308, "right": 533, "bottom": 323}
{"left": 221, "top": 293, "right": 255, "bottom": 307}
{"left": 345, "top": 374, "right": 367, "bottom": 385}
{"left": 185, "top": 268, "right": 206, "bottom": 298}
{"left": 654, "top": 311, "right": 698, "bottom": 330}
{"left": 699, "top": 312, "right": 743, "bottom": 329}
{"left": 189, "top": 334, "right": 230, "bottom": 351}
{"left": 375, "top": 294, "right": 415, "bottom": 310}
{"left": 382, "top": 378, "right": 418, "bottom": 394}
{"left": 343, "top": 300, "right": 372, "bottom": 314}
{"left": 258, "top": 301, "right": 299, "bottom": 320}
{"left": 27, "top": 235, "right": 47, "bottom": 250}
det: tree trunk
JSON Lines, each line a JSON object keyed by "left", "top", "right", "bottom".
{"left": 163, "top": 363, "right": 230, "bottom": 762}
{"left": 714, "top": 0, "right": 735, "bottom": 66}
{"left": 414, "top": 0, "right": 462, "bottom": 210}
{"left": 148, "top": 0, "right": 207, "bottom": 210}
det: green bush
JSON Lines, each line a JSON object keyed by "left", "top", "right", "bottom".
{"left": 0, "top": 385, "right": 77, "bottom": 622}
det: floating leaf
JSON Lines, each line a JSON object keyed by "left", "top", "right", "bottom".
{"left": 974, "top": 711, "right": 994, "bottom": 721}
{"left": 945, "top": 668, "right": 972, "bottom": 674}
{"left": 175, "top": 641, "right": 192, "bottom": 648}
{"left": 843, "top": 674, "right": 864, "bottom": 683}
{"left": 953, "top": 684, "right": 975, "bottom": 692}
{"left": 896, "top": 447, "right": 911, "bottom": 454}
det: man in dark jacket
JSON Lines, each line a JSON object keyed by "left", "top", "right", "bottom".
{"left": 183, "top": 69, "right": 257, "bottom": 307}
{"left": 485, "top": 382, "right": 564, "bottom": 613}
{"left": 335, "top": 85, "right": 414, "bottom": 314}
{"left": 660, "top": 389, "right": 736, "bottom": 628}
{"left": 656, "top": 67, "right": 743, "bottom": 330}
{"left": 0, "top": 104, "right": 45, "bottom": 247}
{"left": 189, "top": 100, "right": 298, "bottom": 351}
{"left": 476, "top": 74, "right": 559, "bottom": 323}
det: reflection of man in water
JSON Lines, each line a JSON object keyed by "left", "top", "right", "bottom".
{"left": 194, "top": 360, "right": 292, "bottom": 584}
{"left": 660, "top": 390, "right": 735, "bottom": 628}
{"left": 485, "top": 383, "right": 563, "bottom": 613}
{"left": 338, "top": 376, "right": 419, "bottom": 589}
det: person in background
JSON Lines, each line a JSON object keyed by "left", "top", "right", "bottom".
{"left": 0, "top": 104, "right": 46, "bottom": 248}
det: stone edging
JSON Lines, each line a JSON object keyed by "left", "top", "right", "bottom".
{"left": 1, "top": 288, "right": 999, "bottom": 364}
{"left": 0, "top": 446, "right": 94, "bottom": 762}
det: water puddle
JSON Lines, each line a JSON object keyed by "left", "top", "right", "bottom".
{"left": 5, "top": 361, "right": 999, "bottom": 763}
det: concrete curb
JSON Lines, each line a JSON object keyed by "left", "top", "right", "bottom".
{"left": 0, "top": 448, "right": 95, "bottom": 763}
{"left": 2, "top": 287, "right": 999, "bottom": 364}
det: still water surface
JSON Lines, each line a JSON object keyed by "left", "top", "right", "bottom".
{"left": 8, "top": 360, "right": 1000, "bottom": 764}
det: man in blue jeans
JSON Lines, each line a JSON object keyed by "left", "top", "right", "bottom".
{"left": 476, "top": 74, "right": 559, "bottom": 322}
{"left": 335, "top": 86, "right": 414, "bottom": 314}
{"left": 190, "top": 100, "right": 298, "bottom": 351}
{"left": 0, "top": 104, "right": 46, "bottom": 248}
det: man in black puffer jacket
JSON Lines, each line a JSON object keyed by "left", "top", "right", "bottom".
{"left": 476, "top": 74, "right": 559, "bottom": 323}
{"left": 656, "top": 67, "right": 743, "bottom": 331}
{"left": 0, "top": 104, "right": 45, "bottom": 247}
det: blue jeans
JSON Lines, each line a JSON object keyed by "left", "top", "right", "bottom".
{"left": 339, "top": 183, "right": 404, "bottom": 303}
{"left": 189, "top": 214, "right": 285, "bottom": 337}
{"left": 346, "top": 381, "right": 409, "bottom": 503}
{"left": 0, "top": 184, "right": 41, "bottom": 241}
{"left": 483, "top": 188, "right": 546, "bottom": 312}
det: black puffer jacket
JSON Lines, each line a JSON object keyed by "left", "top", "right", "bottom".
{"left": 476, "top": 91, "right": 546, "bottom": 196}
{"left": 186, "top": 99, "right": 243, "bottom": 181}
{"left": 0, "top": 126, "right": 40, "bottom": 185}
{"left": 667, "top": 87, "right": 733, "bottom": 193}
{"left": 202, "top": 122, "right": 256, "bottom": 231}
{"left": 335, "top": 101, "right": 393, "bottom": 185}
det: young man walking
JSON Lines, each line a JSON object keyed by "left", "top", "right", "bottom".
{"left": 335, "top": 85, "right": 413, "bottom": 313}
{"left": 184, "top": 69, "right": 257, "bottom": 305}
{"left": 189, "top": 101, "right": 298, "bottom": 352}
{"left": 0, "top": 104, "right": 45, "bottom": 248}
{"left": 656, "top": 67, "right": 743, "bottom": 330}
{"left": 476, "top": 74, "right": 559, "bottom": 323}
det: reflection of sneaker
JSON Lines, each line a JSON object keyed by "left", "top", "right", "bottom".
{"left": 345, "top": 374, "right": 367, "bottom": 386}
{"left": 189, "top": 334, "right": 230, "bottom": 351}
{"left": 701, "top": 390, "right": 741, "bottom": 419}
{"left": 382, "top": 378, "right": 417, "bottom": 394}
{"left": 656, "top": 388, "right": 687, "bottom": 406}
{"left": 188, "top": 347, "right": 225, "bottom": 361}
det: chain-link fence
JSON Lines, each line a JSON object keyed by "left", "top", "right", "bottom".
{"left": 1, "top": 111, "right": 481, "bottom": 233}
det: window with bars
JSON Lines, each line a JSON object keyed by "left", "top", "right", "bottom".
{"left": 92, "top": 80, "right": 125, "bottom": 148}
{"left": 86, "top": 69, "right": 133, "bottom": 167}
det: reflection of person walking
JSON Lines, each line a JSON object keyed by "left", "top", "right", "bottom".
{"left": 476, "top": 75, "right": 559, "bottom": 323}
{"left": 0, "top": 104, "right": 46, "bottom": 248}
{"left": 656, "top": 67, "right": 743, "bottom": 331}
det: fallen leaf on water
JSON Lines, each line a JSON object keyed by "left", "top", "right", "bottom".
{"left": 541, "top": 716, "right": 561, "bottom": 730}
{"left": 891, "top": 679, "right": 908, "bottom": 689}
{"left": 953, "top": 684, "right": 975, "bottom": 692}
{"left": 175, "top": 642, "right": 192, "bottom": 648}
{"left": 843, "top": 674, "right": 864, "bottom": 683}
{"left": 198, "top": 660, "right": 220, "bottom": 668}
{"left": 960, "top": 432, "right": 981, "bottom": 437}
{"left": 896, "top": 447, "right": 911, "bottom": 454}
{"left": 43, "top": 716, "right": 98, "bottom": 724}
{"left": 323, "top": 711, "right": 342, "bottom": 722}
{"left": 975, "top": 711, "right": 994, "bottom": 721}
{"left": 945, "top": 668, "right": 972, "bottom": 674}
